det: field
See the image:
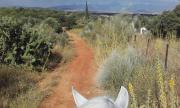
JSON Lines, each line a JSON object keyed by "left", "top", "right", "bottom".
{"left": 80, "top": 13, "right": 180, "bottom": 107}
{"left": 0, "top": 5, "right": 180, "bottom": 108}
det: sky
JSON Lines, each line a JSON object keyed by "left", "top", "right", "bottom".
{"left": 0, "top": 0, "right": 179, "bottom": 7}
{"left": 0, "top": 0, "right": 180, "bottom": 12}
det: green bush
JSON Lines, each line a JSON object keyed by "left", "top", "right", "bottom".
{"left": 0, "top": 17, "right": 55, "bottom": 69}
{"left": 42, "top": 17, "right": 59, "bottom": 32}
{"left": 98, "top": 47, "right": 144, "bottom": 95}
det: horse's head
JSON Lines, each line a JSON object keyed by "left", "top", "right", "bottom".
{"left": 72, "top": 86, "right": 129, "bottom": 108}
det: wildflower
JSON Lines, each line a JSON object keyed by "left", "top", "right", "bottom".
{"left": 156, "top": 60, "right": 167, "bottom": 108}
{"left": 128, "top": 82, "right": 137, "bottom": 108}
{"left": 169, "top": 76, "right": 175, "bottom": 90}
{"left": 128, "top": 83, "right": 134, "bottom": 94}
{"left": 169, "top": 74, "right": 176, "bottom": 108}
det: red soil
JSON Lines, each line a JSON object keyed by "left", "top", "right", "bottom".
{"left": 38, "top": 31, "right": 101, "bottom": 108}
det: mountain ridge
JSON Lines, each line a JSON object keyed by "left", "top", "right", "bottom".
{"left": 51, "top": 3, "right": 178, "bottom": 14}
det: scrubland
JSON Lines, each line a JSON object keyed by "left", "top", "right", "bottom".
{"left": 0, "top": 8, "right": 76, "bottom": 108}
{"left": 81, "top": 15, "right": 180, "bottom": 108}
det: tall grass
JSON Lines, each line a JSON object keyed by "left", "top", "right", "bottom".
{"left": 81, "top": 15, "right": 135, "bottom": 64}
{"left": 81, "top": 15, "right": 180, "bottom": 108}
{"left": 8, "top": 88, "right": 45, "bottom": 108}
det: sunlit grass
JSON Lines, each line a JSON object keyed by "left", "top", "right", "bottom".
{"left": 81, "top": 15, "right": 180, "bottom": 108}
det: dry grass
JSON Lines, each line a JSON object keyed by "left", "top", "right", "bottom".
{"left": 0, "top": 65, "right": 46, "bottom": 108}
{"left": 81, "top": 15, "right": 180, "bottom": 108}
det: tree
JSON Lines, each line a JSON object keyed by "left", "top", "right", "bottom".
{"left": 146, "top": 16, "right": 161, "bottom": 37}
{"left": 148, "top": 5, "right": 180, "bottom": 38}
{"left": 173, "top": 5, "right": 180, "bottom": 38}
{"left": 85, "top": 1, "right": 89, "bottom": 19}
{"left": 174, "top": 4, "right": 180, "bottom": 17}
{"left": 159, "top": 11, "right": 178, "bottom": 38}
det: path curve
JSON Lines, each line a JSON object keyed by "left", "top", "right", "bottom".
{"left": 39, "top": 31, "right": 101, "bottom": 108}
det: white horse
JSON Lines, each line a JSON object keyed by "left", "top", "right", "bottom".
{"left": 72, "top": 86, "right": 129, "bottom": 108}
{"left": 140, "top": 27, "right": 148, "bottom": 35}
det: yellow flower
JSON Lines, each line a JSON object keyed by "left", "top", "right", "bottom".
{"left": 169, "top": 75, "right": 176, "bottom": 108}
{"left": 169, "top": 76, "right": 175, "bottom": 90}
{"left": 128, "top": 82, "right": 138, "bottom": 108}
{"left": 156, "top": 59, "right": 167, "bottom": 108}
{"left": 128, "top": 83, "right": 134, "bottom": 94}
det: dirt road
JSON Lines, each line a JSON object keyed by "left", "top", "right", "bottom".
{"left": 39, "top": 31, "right": 101, "bottom": 108}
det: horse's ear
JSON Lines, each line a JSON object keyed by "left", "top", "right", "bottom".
{"left": 72, "top": 87, "right": 88, "bottom": 107}
{"left": 114, "top": 86, "right": 129, "bottom": 108}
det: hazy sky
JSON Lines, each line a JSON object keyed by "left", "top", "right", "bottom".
{"left": 0, "top": 0, "right": 179, "bottom": 7}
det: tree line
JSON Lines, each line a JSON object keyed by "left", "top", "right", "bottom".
{"left": 135, "top": 5, "right": 180, "bottom": 38}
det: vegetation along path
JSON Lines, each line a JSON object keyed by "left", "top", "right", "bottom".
{"left": 39, "top": 31, "right": 101, "bottom": 108}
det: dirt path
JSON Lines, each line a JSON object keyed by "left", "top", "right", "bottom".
{"left": 39, "top": 31, "right": 101, "bottom": 108}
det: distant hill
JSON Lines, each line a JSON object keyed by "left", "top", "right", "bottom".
{"left": 51, "top": 3, "right": 178, "bottom": 14}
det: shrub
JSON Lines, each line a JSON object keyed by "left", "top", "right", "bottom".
{"left": 98, "top": 47, "right": 144, "bottom": 96}
{"left": 42, "top": 17, "right": 59, "bottom": 32}
{"left": 0, "top": 17, "right": 56, "bottom": 70}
